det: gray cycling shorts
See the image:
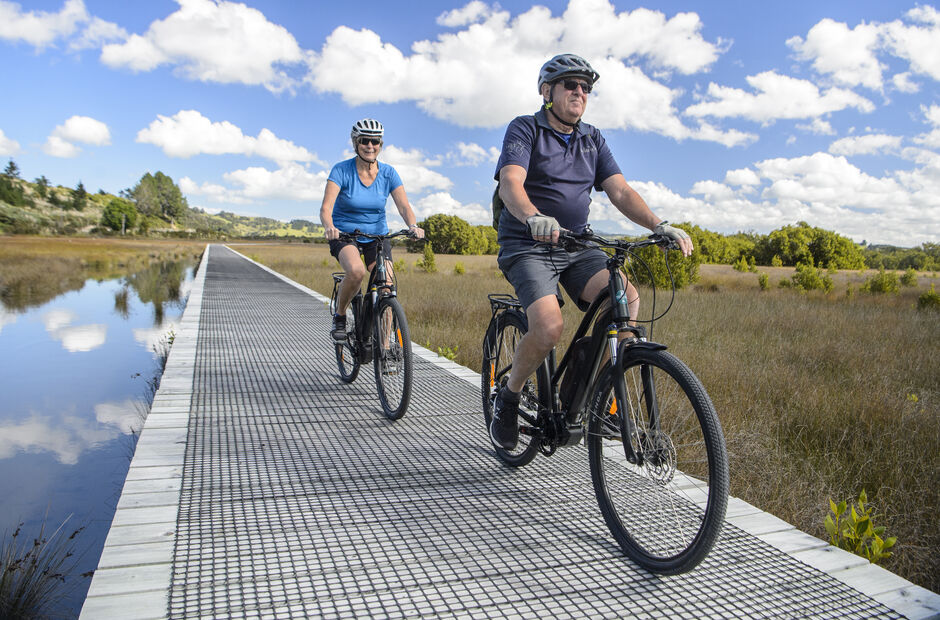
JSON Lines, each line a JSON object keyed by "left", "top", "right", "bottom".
{"left": 497, "top": 245, "right": 609, "bottom": 311}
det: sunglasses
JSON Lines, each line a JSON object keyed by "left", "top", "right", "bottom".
{"left": 559, "top": 78, "right": 592, "bottom": 94}
{"left": 358, "top": 137, "right": 382, "bottom": 146}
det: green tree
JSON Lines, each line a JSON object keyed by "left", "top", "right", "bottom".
{"left": 418, "top": 214, "right": 488, "bottom": 254}
{"left": 131, "top": 171, "right": 187, "bottom": 222}
{"left": 753, "top": 222, "right": 864, "bottom": 269}
{"left": 101, "top": 197, "right": 138, "bottom": 232}
{"left": 3, "top": 159, "right": 20, "bottom": 178}
{"left": 34, "top": 175, "right": 49, "bottom": 198}
{"left": 69, "top": 181, "right": 87, "bottom": 211}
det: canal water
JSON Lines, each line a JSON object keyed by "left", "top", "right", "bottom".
{"left": 0, "top": 252, "right": 200, "bottom": 617}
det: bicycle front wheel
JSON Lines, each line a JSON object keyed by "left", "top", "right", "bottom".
{"left": 334, "top": 296, "right": 360, "bottom": 384}
{"left": 587, "top": 347, "right": 728, "bottom": 574}
{"left": 372, "top": 297, "right": 413, "bottom": 420}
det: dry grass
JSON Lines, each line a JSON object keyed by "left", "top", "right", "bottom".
{"left": 0, "top": 236, "right": 206, "bottom": 311}
{"left": 243, "top": 242, "right": 939, "bottom": 590}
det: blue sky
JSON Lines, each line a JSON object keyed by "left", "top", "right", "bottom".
{"left": 1, "top": 0, "right": 938, "bottom": 246}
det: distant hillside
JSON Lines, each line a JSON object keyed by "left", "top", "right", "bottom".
{"left": 0, "top": 170, "right": 322, "bottom": 240}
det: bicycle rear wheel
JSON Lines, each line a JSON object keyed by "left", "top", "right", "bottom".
{"left": 333, "top": 295, "right": 360, "bottom": 383}
{"left": 481, "top": 310, "right": 546, "bottom": 467}
{"left": 587, "top": 347, "right": 728, "bottom": 574}
{"left": 372, "top": 297, "right": 413, "bottom": 420}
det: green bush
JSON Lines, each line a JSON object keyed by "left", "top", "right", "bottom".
{"left": 101, "top": 198, "right": 138, "bottom": 232}
{"left": 757, "top": 272, "right": 769, "bottom": 291}
{"left": 416, "top": 242, "right": 437, "bottom": 273}
{"left": 630, "top": 243, "right": 701, "bottom": 290}
{"left": 733, "top": 255, "right": 749, "bottom": 272}
{"left": 453, "top": 262, "right": 465, "bottom": 275}
{"left": 861, "top": 269, "right": 900, "bottom": 294}
{"left": 918, "top": 285, "right": 940, "bottom": 311}
{"left": 900, "top": 268, "right": 918, "bottom": 287}
{"left": 789, "top": 262, "right": 833, "bottom": 293}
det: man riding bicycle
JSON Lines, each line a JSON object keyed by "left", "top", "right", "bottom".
{"left": 490, "top": 53, "right": 694, "bottom": 451}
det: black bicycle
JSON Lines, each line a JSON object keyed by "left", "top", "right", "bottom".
{"left": 329, "top": 229, "right": 415, "bottom": 420}
{"left": 481, "top": 228, "right": 729, "bottom": 574}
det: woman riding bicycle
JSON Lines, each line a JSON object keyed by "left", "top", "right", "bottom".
{"left": 320, "top": 118, "right": 425, "bottom": 341}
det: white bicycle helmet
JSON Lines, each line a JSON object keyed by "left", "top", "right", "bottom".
{"left": 350, "top": 118, "right": 384, "bottom": 140}
{"left": 537, "top": 53, "right": 600, "bottom": 94}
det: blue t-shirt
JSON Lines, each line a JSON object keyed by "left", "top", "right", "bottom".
{"left": 328, "top": 158, "right": 403, "bottom": 236}
{"left": 494, "top": 109, "right": 621, "bottom": 256}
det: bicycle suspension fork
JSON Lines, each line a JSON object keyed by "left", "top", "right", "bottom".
{"left": 605, "top": 253, "right": 647, "bottom": 464}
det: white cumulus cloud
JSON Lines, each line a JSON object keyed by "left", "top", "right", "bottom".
{"left": 0, "top": 129, "right": 20, "bottom": 155}
{"left": 0, "top": 0, "right": 87, "bottom": 48}
{"left": 447, "top": 142, "right": 501, "bottom": 167}
{"left": 685, "top": 71, "right": 875, "bottom": 123}
{"left": 53, "top": 115, "right": 111, "bottom": 145}
{"left": 137, "top": 110, "right": 320, "bottom": 164}
{"left": 828, "top": 134, "right": 902, "bottom": 156}
{"left": 787, "top": 7, "right": 940, "bottom": 90}
{"left": 42, "top": 115, "right": 110, "bottom": 158}
{"left": 307, "top": 1, "right": 735, "bottom": 145}
{"left": 100, "top": 0, "right": 305, "bottom": 93}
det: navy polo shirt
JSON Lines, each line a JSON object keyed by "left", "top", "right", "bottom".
{"left": 494, "top": 108, "right": 621, "bottom": 255}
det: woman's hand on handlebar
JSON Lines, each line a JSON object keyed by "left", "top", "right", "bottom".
{"left": 324, "top": 225, "right": 341, "bottom": 241}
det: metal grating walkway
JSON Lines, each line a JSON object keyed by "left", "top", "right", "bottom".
{"left": 82, "top": 244, "right": 940, "bottom": 619}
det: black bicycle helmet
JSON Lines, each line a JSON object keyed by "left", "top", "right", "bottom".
{"left": 350, "top": 118, "right": 384, "bottom": 140}
{"left": 537, "top": 53, "right": 600, "bottom": 94}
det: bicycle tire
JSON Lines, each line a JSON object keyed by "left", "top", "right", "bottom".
{"left": 481, "top": 310, "right": 547, "bottom": 467}
{"left": 587, "top": 347, "right": 728, "bottom": 574}
{"left": 333, "top": 295, "right": 360, "bottom": 383}
{"left": 372, "top": 297, "right": 413, "bottom": 420}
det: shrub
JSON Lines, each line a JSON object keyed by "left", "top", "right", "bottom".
{"left": 824, "top": 490, "right": 896, "bottom": 565}
{"left": 861, "top": 269, "right": 900, "bottom": 294}
{"left": 101, "top": 198, "right": 138, "bottom": 232}
{"left": 790, "top": 262, "right": 834, "bottom": 293}
{"left": 757, "top": 272, "right": 769, "bottom": 291}
{"left": 771, "top": 255, "right": 783, "bottom": 267}
{"left": 900, "top": 268, "right": 917, "bottom": 287}
{"left": 454, "top": 262, "right": 465, "bottom": 275}
{"left": 416, "top": 243, "right": 437, "bottom": 273}
{"left": 918, "top": 284, "right": 940, "bottom": 311}
{"left": 733, "top": 255, "right": 749, "bottom": 272}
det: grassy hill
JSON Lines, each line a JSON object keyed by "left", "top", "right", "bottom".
{"left": 0, "top": 175, "right": 323, "bottom": 240}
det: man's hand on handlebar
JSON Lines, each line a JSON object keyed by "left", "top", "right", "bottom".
{"left": 526, "top": 214, "right": 561, "bottom": 244}
{"left": 654, "top": 221, "right": 694, "bottom": 257}
{"left": 409, "top": 225, "right": 425, "bottom": 240}
{"left": 324, "top": 225, "right": 340, "bottom": 241}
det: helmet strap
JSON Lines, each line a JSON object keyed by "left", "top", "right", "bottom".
{"left": 544, "top": 89, "right": 579, "bottom": 129}
{"left": 355, "top": 143, "right": 378, "bottom": 168}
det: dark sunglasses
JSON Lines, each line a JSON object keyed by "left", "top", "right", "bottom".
{"left": 560, "top": 78, "right": 592, "bottom": 94}
{"left": 358, "top": 137, "right": 382, "bottom": 146}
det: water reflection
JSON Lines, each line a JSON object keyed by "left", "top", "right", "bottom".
{"left": 0, "top": 243, "right": 202, "bottom": 618}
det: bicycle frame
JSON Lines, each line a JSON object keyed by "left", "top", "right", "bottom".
{"left": 339, "top": 230, "right": 407, "bottom": 363}
{"left": 487, "top": 232, "right": 672, "bottom": 457}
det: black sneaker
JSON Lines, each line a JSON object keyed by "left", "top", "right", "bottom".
{"left": 490, "top": 387, "right": 520, "bottom": 450}
{"left": 331, "top": 314, "right": 347, "bottom": 341}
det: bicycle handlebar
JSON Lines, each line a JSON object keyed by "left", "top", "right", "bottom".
{"left": 557, "top": 226, "right": 679, "bottom": 253}
{"left": 336, "top": 228, "right": 419, "bottom": 242}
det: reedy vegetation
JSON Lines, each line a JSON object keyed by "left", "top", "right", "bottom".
{"left": 244, "top": 242, "right": 939, "bottom": 591}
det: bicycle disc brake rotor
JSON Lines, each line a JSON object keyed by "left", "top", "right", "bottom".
{"left": 641, "top": 430, "right": 677, "bottom": 484}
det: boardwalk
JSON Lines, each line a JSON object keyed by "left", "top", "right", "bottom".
{"left": 81, "top": 245, "right": 940, "bottom": 619}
